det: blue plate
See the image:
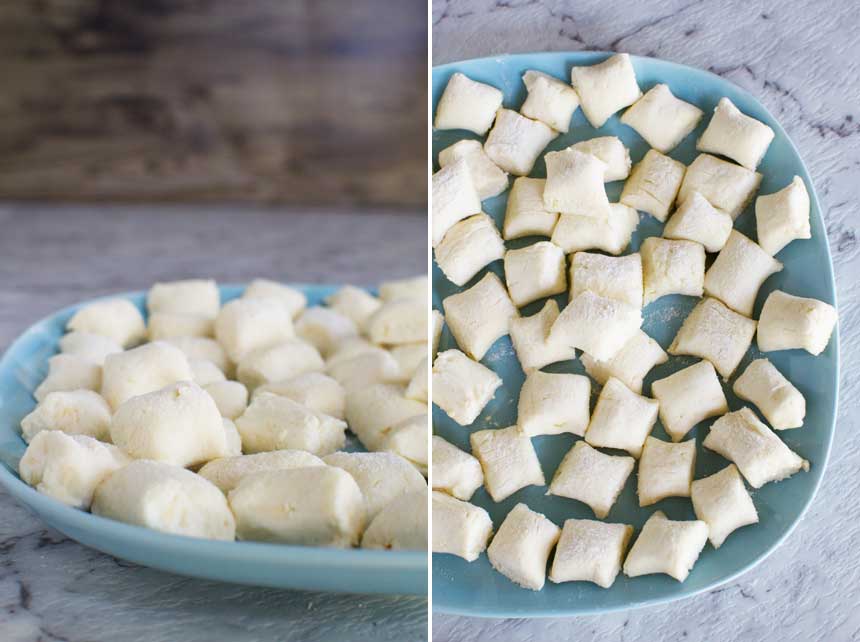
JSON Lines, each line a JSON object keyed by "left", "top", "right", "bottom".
{"left": 432, "top": 53, "right": 839, "bottom": 616}
{"left": 0, "top": 284, "right": 427, "bottom": 596}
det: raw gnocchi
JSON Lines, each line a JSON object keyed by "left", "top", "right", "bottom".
{"left": 438, "top": 139, "right": 508, "bottom": 201}
{"left": 487, "top": 503, "right": 560, "bottom": 591}
{"left": 432, "top": 349, "right": 501, "bottom": 426}
{"left": 620, "top": 149, "right": 686, "bottom": 222}
{"left": 549, "top": 519, "right": 632, "bottom": 588}
{"left": 548, "top": 441, "right": 634, "bottom": 519}
{"left": 651, "top": 360, "right": 728, "bottom": 442}
{"left": 470, "top": 426, "right": 545, "bottom": 503}
{"left": 442, "top": 272, "right": 518, "bottom": 360}
{"left": 621, "top": 83, "right": 703, "bottom": 153}
{"left": 509, "top": 300, "right": 577, "bottom": 372}
{"left": 434, "top": 213, "right": 505, "bottom": 286}
{"left": 517, "top": 371, "right": 591, "bottom": 437}
{"left": 733, "top": 358, "right": 805, "bottom": 429}
{"left": 570, "top": 53, "right": 641, "bottom": 128}
{"left": 434, "top": 72, "right": 503, "bottom": 135}
{"left": 584, "top": 377, "right": 658, "bottom": 458}
{"left": 550, "top": 291, "right": 642, "bottom": 362}
{"left": 757, "top": 290, "right": 837, "bottom": 356}
{"left": 432, "top": 491, "right": 493, "bottom": 562}
{"left": 623, "top": 511, "right": 708, "bottom": 582}
{"left": 484, "top": 108, "right": 558, "bottom": 176}
{"left": 520, "top": 70, "right": 580, "bottom": 133}
{"left": 697, "top": 97, "right": 775, "bottom": 170}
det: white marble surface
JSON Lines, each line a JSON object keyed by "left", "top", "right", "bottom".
{"left": 433, "top": 0, "right": 860, "bottom": 639}
{"left": 0, "top": 204, "right": 428, "bottom": 642}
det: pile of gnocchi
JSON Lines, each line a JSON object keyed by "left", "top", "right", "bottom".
{"left": 17, "top": 277, "right": 429, "bottom": 551}
{"left": 431, "top": 53, "right": 837, "bottom": 590}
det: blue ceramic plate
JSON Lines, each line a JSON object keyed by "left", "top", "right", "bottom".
{"left": 432, "top": 53, "right": 839, "bottom": 617}
{"left": 0, "top": 284, "right": 427, "bottom": 596}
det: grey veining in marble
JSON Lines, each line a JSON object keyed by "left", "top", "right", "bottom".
{"left": 433, "top": 0, "right": 860, "bottom": 640}
{"left": 0, "top": 204, "right": 428, "bottom": 642}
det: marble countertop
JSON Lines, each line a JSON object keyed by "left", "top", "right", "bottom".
{"left": 0, "top": 204, "right": 428, "bottom": 642}
{"left": 433, "top": 0, "right": 860, "bottom": 639}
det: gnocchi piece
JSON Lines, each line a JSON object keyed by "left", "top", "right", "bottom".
{"left": 433, "top": 72, "right": 503, "bottom": 135}
{"left": 678, "top": 154, "right": 762, "bottom": 220}
{"left": 405, "top": 356, "right": 428, "bottom": 402}
{"left": 755, "top": 176, "right": 811, "bottom": 256}
{"left": 484, "top": 108, "right": 558, "bottom": 176}
{"left": 148, "top": 312, "right": 214, "bottom": 340}
{"left": 663, "top": 191, "right": 734, "bottom": 253}
{"left": 517, "top": 371, "right": 591, "bottom": 437}
{"left": 164, "top": 336, "right": 230, "bottom": 374}
{"left": 570, "top": 53, "right": 641, "bottom": 128}
{"left": 640, "top": 237, "right": 706, "bottom": 305}
{"left": 697, "top": 97, "right": 775, "bottom": 170}
{"left": 434, "top": 213, "right": 505, "bottom": 287}
{"left": 637, "top": 436, "right": 697, "bottom": 506}
{"left": 19, "top": 431, "right": 130, "bottom": 509}
{"left": 34, "top": 354, "right": 102, "bottom": 403}
{"left": 345, "top": 383, "right": 426, "bottom": 451}
{"left": 432, "top": 491, "right": 493, "bottom": 561}
{"left": 551, "top": 203, "right": 639, "bottom": 256}
{"left": 509, "top": 300, "right": 577, "bottom": 373}
{"left": 549, "top": 519, "right": 633, "bottom": 588}
{"left": 228, "top": 467, "right": 364, "bottom": 546}
{"left": 380, "top": 413, "right": 428, "bottom": 475}
{"left": 242, "top": 279, "right": 307, "bottom": 319}
{"left": 569, "top": 251, "right": 643, "bottom": 308}
{"left": 236, "top": 340, "right": 324, "bottom": 390}
{"left": 569, "top": 136, "right": 632, "bottom": 182}
{"left": 221, "top": 418, "right": 243, "bottom": 457}
{"left": 362, "top": 488, "right": 428, "bottom": 551}
{"left": 488, "top": 503, "right": 561, "bottom": 591}
{"left": 470, "top": 426, "right": 545, "bottom": 502}
{"left": 215, "top": 298, "right": 295, "bottom": 363}
{"left": 190, "top": 359, "right": 227, "bottom": 387}
{"left": 324, "top": 286, "right": 382, "bottom": 331}
{"left": 147, "top": 279, "right": 220, "bottom": 319}
{"left": 691, "top": 464, "right": 759, "bottom": 548}
{"left": 326, "top": 348, "right": 401, "bottom": 393}
{"left": 438, "top": 139, "right": 508, "bottom": 200}
{"left": 620, "top": 83, "right": 703, "bottom": 152}
{"left": 21, "top": 389, "right": 111, "bottom": 443}
{"left": 548, "top": 441, "right": 634, "bottom": 519}
{"left": 431, "top": 309, "right": 444, "bottom": 359}
{"left": 619, "top": 149, "right": 686, "bottom": 222}
{"left": 58, "top": 331, "right": 122, "bottom": 366}
{"left": 651, "top": 360, "right": 728, "bottom": 442}
{"left": 295, "top": 307, "right": 358, "bottom": 357}
{"left": 198, "top": 450, "right": 325, "bottom": 493}
{"left": 442, "top": 272, "right": 518, "bottom": 361}
{"left": 431, "top": 158, "right": 482, "bottom": 247}
{"left": 542, "top": 148, "right": 611, "bottom": 219}
{"left": 432, "top": 349, "right": 501, "bottom": 426}
{"left": 669, "top": 297, "right": 757, "bottom": 379}
{"left": 550, "top": 291, "right": 642, "bottom": 362}
{"left": 756, "top": 290, "right": 837, "bottom": 356}
{"left": 204, "top": 380, "right": 249, "bottom": 420}
{"left": 390, "top": 343, "right": 428, "bottom": 380}
{"left": 580, "top": 329, "right": 668, "bottom": 394}
{"left": 431, "top": 435, "right": 484, "bottom": 501}
{"left": 325, "top": 337, "right": 376, "bottom": 366}
{"left": 584, "top": 377, "right": 658, "bottom": 458}
{"left": 520, "top": 70, "right": 580, "bottom": 132}
{"left": 704, "top": 230, "right": 782, "bottom": 316}
{"left": 504, "top": 241, "right": 567, "bottom": 308}
{"left": 503, "top": 177, "right": 559, "bottom": 240}
{"left": 622, "top": 511, "right": 708, "bottom": 582}
{"left": 703, "top": 407, "right": 809, "bottom": 488}
{"left": 92, "top": 460, "right": 236, "bottom": 541}
{"left": 378, "top": 275, "right": 428, "bottom": 304}
{"left": 733, "top": 358, "right": 805, "bottom": 430}
{"left": 67, "top": 298, "right": 146, "bottom": 348}
{"left": 101, "top": 341, "right": 192, "bottom": 410}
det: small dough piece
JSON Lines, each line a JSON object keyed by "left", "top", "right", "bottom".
{"left": 362, "top": 488, "right": 428, "bottom": 551}
{"left": 434, "top": 72, "right": 503, "bottom": 135}
{"left": 432, "top": 349, "right": 501, "bottom": 426}
{"left": 405, "top": 356, "right": 428, "bottom": 402}
{"left": 551, "top": 204, "right": 639, "bottom": 255}
{"left": 640, "top": 237, "right": 706, "bottom": 305}
{"left": 470, "top": 426, "right": 545, "bottom": 502}
{"left": 242, "top": 279, "right": 307, "bottom": 319}
{"left": 580, "top": 330, "right": 667, "bottom": 395}
{"left": 324, "top": 286, "right": 382, "bottom": 331}
{"left": 148, "top": 313, "right": 214, "bottom": 340}
{"left": 504, "top": 241, "right": 567, "bottom": 308}
{"left": 257, "top": 372, "right": 345, "bottom": 420}
{"left": 509, "top": 300, "right": 577, "bottom": 373}
{"left": 345, "top": 383, "right": 426, "bottom": 451}
{"left": 620, "top": 149, "right": 686, "bottom": 222}
{"left": 147, "top": 279, "right": 220, "bottom": 319}
{"left": 215, "top": 298, "right": 294, "bottom": 363}
{"left": 549, "top": 519, "right": 633, "bottom": 588}
{"left": 34, "top": 355, "right": 102, "bottom": 403}
{"left": 198, "top": 450, "right": 325, "bottom": 493}
{"left": 543, "top": 148, "right": 611, "bottom": 218}
{"left": 443, "top": 272, "right": 518, "bottom": 361}
{"left": 58, "top": 332, "right": 122, "bottom": 366}
{"left": 691, "top": 464, "right": 759, "bottom": 548}
{"left": 435, "top": 214, "right": 505, "bottom": 287}
{"left": 484, "top": 108, "right": 558, "bottom": 176}
{"left": 704, "top": 230, "right": 782, "bottom": 316}
{"left": 295, "top": 307, "right": 358, "bottom": 357}
{"left": 378, "top": 275, "right": 428, "bottom": 304}
{"left": 236, "top": 340, "right": 324, "bottom": 390}
{"left": 678, "top": 154, "right": 762, "bottom": 220}
{"left": 21, "top": 389, "right": 111, "bottom": 443}
{"left": 432, "top": 158, "right": 483, "bottom": 248}
{"left": 651, "top": 360, "right": 728, "bottom": 441}
{"left": 669, "top": 297, "right": 757, "bottom": 379}
{"left": 756, "top": 176, "right": 811, "bottom": 256}
{"left": 438, "top": 139, "right": 508, "bottom": 200}
{"left": 19, "top": 431, "right": 130, "bottom": 509}
{"left": 697, "top": 97, "right": 775, "bottom": 170}
{"left": 101, "top": 341, "right": 192, "bottom": 410}
{"left": 67, "top": 298, "right": 146, "bottom": 348}
{"left": 431, "top": 435, "right": 483, "bottom": 501}
{"left": 569, "top": 251, "right": 643, "bottom": 308}
{"left": 570, "top": 53, "right": 641, "bottom": 128}
{"left": 503, "top": 177, "right": 558, "bottom": 240}
{"left": 432, "top": 491, "right": 493, "bottom": 561}
{"left": 204, "top": 380, "right": 249, "bottom": 420}
{"left": 621, "top": 83, "right": 703, "bottom": 152}
{"left": 389, "top": 343, "right": 428, "bottom": 380}
{"left": 622, "top": 511, "right": 708, "bottom": 582}
{"left": 487, "top": 503, "right": 560, "bottom": 591}
{"left": 92, "top": 460, "right": 236, "bottom": 540}
{"left": 663, "top": 191, "right": 734, "bottom": 253}
{"left": 550, "top": 291, "right": 642, "bottom": 362}
{"left": 222, "top": 418, "right": 243, "bottom": 457}
{"left": 548, "top": 441, "right": 634, "bottom": 519}
{"left": 325, "top": 337, "right": 376, "bottom": 366}
{"left": 756, "top": 290, "right": 837, "bottom": 356}
{"left": 190, "top": 359, "right": 226, "bottom": 387}
{"left": 733, "top": 358, "right": 805, "bottom": 430}
{"left": 637, "top": 436, "right": 697, "bottom": 506}
{"left": 228, "top": 467, "right": 364, "bottom": 546}
{"left": 380, "top": 413, "right": 428, "bottom": 475}
{"left": 585, "top": 377, "right": 658, "bottom": 458}
{"left": 164, "top": 337, "right": 229, "bottom": 374}
{"left": 517, "top": 371, "right": 591, "bottom": 437}
{"left": 327, "top": 348, "right": 402, "bottom": 393}
{"left": 570, "top": 136, "right": 632, "bottom": 182}
{"left": 703, "top": 407, "right": 809, "bottom": 488}
{"left": 431, "top": 310, "right": 444, "bottom": 358}
{"left": 520, "top": 70, "right": 580, "bottom": 132}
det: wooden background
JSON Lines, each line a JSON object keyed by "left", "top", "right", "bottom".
{"left": 0, "top": 0, "right": 427, "bottom": 207}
